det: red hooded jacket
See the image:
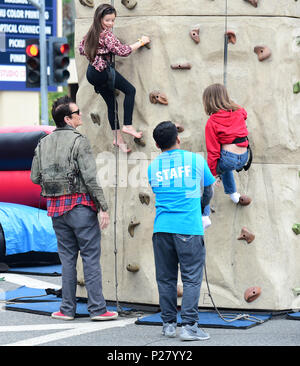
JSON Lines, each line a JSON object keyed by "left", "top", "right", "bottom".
{"left": 205, "top": 108, "right": 249, "bottom": 176}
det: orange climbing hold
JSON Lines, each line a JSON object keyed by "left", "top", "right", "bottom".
{"left": 190, "top": 27, "right": 200, "bottom": 44}
{"left": 254, "top": 46, "right": 272, "bottom": 61}
{"left": 237, "top": 227, "right": 255, "bottom": 243}
{"left": 149, "top": 91, "right": 168, "bottom": 105}
{"left": 128, "top": 220, "right": 140, "bottom": 237}
{"left": 226, "top": 30, "right": 236, "bottom": 44}
{"left": 79, "top": 0, "right": 94, "bottom": 7}
{"left": 171, "top": 63, "right": 192, "bottom": 70}
{"left": 244, "top": 287, "right": 261, "bottom": 303}
{"left": 244, "top": 0, "right": 258, "bottom": 8}
{"left": 121, "top": 0, "right": 137, "bottom": 9}
{"left": 238, "top": 195, "right": 252, "bottom": 206}
{"left": 175, "top": 124, "right": 184, "bottom": 133}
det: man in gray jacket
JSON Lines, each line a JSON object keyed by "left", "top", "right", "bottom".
{"left": 31, "top": 95, "right": 117, "bottom": 321}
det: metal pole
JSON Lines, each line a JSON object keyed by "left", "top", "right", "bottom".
{"left": 223, "top": 0, "right": 228, "bottom": 86}
{"left": 28, "top": 0, "right": 48, "bottom": 125}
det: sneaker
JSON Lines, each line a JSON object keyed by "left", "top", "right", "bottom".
{"left": 229, "top": 192, "right": 241, "bottom": 204}
{"left": 51, "top": 311, "right": 74, "bottom": 321}
{"left": 202, "top": 216, "right": 211, "bottom": 230}
{"left": 162, "top": 322, "right": 177, "bottom": 338}
{"left": 179, "top": 323, "right": 210, "bottom": 341}
{"left": 90, "top": 311, "right": 118, "bottom": 321}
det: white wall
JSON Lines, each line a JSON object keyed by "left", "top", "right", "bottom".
{"left": 0, "top": 91, "right": 39, "bottom": 127}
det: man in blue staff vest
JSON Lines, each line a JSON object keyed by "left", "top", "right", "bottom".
{"left": 148, "top": 121, "right": 215, "bottom": 341}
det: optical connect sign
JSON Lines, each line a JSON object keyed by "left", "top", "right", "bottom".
{"left": 0, "top": 0, "right": 56, "bottom": 90}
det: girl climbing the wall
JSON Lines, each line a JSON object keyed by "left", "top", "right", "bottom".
{"left": 202, "top": 83, "right": 252, "bottom": 229}
{"left": 79, "top": 3, "right": 150, "bottom": 153}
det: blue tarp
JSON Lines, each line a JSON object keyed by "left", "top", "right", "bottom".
{"left": 2, "top": 286, "right": 132, "bottom": 317}
{"left": 0, "top": 202, "right": 57, "bottom": 255}
{"left": 136, "top": 311, "right": 272, "bottom": 329}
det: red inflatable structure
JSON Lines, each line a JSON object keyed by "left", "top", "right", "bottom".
{"left": 0, "top": 125, "right": 55, "bottom": 209}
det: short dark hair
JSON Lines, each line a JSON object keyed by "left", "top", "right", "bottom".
{"left": 51, "top": 96, "right": 73, "bottom": 127}
{"left": 153, "top": 121, "right": 178, "bottom": 150}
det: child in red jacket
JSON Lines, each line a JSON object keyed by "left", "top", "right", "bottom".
{"left": 202, "top": 84, "right": 251, "bottom": 229}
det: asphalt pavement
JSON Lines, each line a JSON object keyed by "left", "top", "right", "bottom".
{"left": 0, "top": 271, "right": 299, "bottom": 359}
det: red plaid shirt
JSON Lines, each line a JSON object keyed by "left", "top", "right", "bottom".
{"left": 46, "top": 193, "right": 97, "bottom": 217}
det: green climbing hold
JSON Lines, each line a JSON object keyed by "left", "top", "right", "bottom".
{"left": 292, "top": 224, "right": 300, "bottom": 235}
{"left": 293, "top": 82, "right": 300, "bottom": 94}
{"left": 292, "top": 288, "right": 300, "bottom": 296}
{"left": 293, "top": 82, "right": 300, "bottom": 93}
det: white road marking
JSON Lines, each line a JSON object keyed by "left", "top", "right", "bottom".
{"left": 1, "top": 318, "right": 136, "bottom": 346}
{"left": 0, "top": 273, "right": 138, "bottom": 346}
{"left": 0, "top": 273, "right": 61, "bottom": 289}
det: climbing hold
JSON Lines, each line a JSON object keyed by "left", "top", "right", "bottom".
{"left": 126, "top": 263, "right": 140, "bottom": 273}
{"left": 244, "top": 0, "right": 258, "bottom": 7}
{"left": 121, "top": 0, "right": 137, "bottom": 10}
{"left": 238, "top": 195, "right": 252, "bottom": 206}
{"left": 292, "top": 224, "right": 300, "bottom": 235}
{"left": 292, "top": 288, "right": 300, "bottom": 296}
{"left": 139, "top": 192, "right": 150, "bottom": 205}
{"left": 189, "top": 26, "right": 200, "bottom": 44}
{"left": 90, "top": 113, "right": 101, "bottom": 126}
{"left": 171, "top": 63, "right": 192, "bottom": 70}
{"left": 149, "top": 91, "right": 168, "bottom": 105}
{"left": 237, "top": 227, "right": 255, "bottom": 243}
{"left": 134, "top": 137, "right": 146, "bottom": 147}
{"left": 226, "top": 30, "right": 236, "bottom": 44}
{"left": 79, "top": 0, "right": 94, "bottom": 7}
{"left": 293, "top": 82, "right": 300, "bottom": 94}
{"left": 175, "top": 124, "right": 184, "bottom": 133}
{"left": 254, "top": 46, "right": 272, "bottom": 61}
{"left": 177, "top": 285, "right": 183, "bottom": 297}
{"left": 244, "top": 286, "right": 261, "bottom": 303}
{"left": 77, "top": 279, "right": 85, "bottom": 286}
{"left": 128, "top": 220, "right": 140, "bottom": 237}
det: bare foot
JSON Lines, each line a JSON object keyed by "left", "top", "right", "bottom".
{"left": 122, "top": 126, "right": 143, "bottom": 139}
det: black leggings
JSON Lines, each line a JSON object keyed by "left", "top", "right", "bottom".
{"left": 86, "top": 64, "right": 136, "bottom": 130}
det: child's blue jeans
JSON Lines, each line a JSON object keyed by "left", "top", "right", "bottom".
{"left": 203, "top": 149, "right": 249, "bottom": 216}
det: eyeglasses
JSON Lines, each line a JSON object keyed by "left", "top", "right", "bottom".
{"left": 69, "top": 109, "right": 80, "bottom": 116}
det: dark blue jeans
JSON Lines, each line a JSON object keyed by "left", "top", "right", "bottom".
{"left": 152, "top": 232, "right": 206, "bottom": 325}
{"left": 86, "top": 64, "right": 136, "bottom": 130}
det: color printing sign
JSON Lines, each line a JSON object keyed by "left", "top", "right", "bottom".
{"left": 0, "top": 0, "right": 56, "bottom": 90}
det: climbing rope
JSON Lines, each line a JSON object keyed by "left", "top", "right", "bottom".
{"left": 223, "top": 0, "right": 228, "bottom": 86}
{"left": 204, "top": 262, "right": 264, "bottom": 324}
{"left": 110, "top": 0, "right": 127, "bottom": 315}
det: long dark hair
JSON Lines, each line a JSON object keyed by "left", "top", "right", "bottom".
{"left": 202, "top": 83, "right": 240, "bottom": 115}
{"left": 84, "top": 3, "right": 116, "bottom": 62}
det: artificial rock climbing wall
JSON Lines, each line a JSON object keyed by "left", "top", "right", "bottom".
{"left": 74, "top": 0, "right": 300, "bottom": 310}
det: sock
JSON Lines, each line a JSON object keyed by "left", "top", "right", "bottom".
{"left": 229, "top": 192, "right": 241, "bottom": 204}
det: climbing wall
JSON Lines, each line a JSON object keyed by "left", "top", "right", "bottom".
{"left": 74, "top": 0, "right": 300, "bottom": 310}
